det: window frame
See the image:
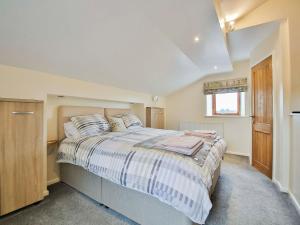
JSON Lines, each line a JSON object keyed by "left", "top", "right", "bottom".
{"left": 212, "top": 92, "right": 241, "bottom": 116}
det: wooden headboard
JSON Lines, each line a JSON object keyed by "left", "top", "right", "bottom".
{"left": 57, "top": 106, "right": 132, "bottom": 141}
{"left": 104, "top": 108, "right": 131, "bottom": 117}
{"left": 57, "top": 106, "right": 105, "bottom": 141}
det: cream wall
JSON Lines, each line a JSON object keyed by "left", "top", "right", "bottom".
{"left": 166, "top": 60, "right": 252, "bottom": 156}
{"left": 0, "top": 64, "right": 165, "bottom": 193}
{"left": 0, "top": 65, "right": 165, "bottom": 106}
{"left": 235, "top": 0, "right": 299, "bottom": 111}
{"left": 236, "top": 0, "right": 300, "bottom": 212}
{"left": 290, "top": 115, "right": 300, "bottom": 212}
{"left": 250, "top": 25, "right": 292, "bottom": 191}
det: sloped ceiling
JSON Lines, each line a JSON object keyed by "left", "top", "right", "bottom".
{"left": 0, "top": 0, "right": 232, "bottom": 95}
{"left": 219, "top": 0, "right": 268, "bottom": 22}
{"left": 228, "top": 21, "right": 279, "bottom": 61}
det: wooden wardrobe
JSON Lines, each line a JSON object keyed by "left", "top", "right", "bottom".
{"left": 0, "top": 99, "right": 44, "bottom": 216}
{"left": 146, "top": 107, "right": 165, "bottom": 129}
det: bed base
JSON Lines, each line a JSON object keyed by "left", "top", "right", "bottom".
{"left": 60, "top": 163, "right": 220, "bottom": 225}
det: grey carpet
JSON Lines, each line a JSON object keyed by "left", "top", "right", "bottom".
{"left": 0, "top": 154, "right": 299, "bottom": 225}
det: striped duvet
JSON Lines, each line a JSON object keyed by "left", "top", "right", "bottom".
{"left": 57, "top": 127, "right": 226, "bottom": 224}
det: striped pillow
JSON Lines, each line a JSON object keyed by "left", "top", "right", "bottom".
{"left": 121, "top": 113, "right": 143, "bottom": 128}
{"left": 64, "top": 122, "right": 81, "bottom": 139}
{"left": 71, "top": 114, "right": 110, "bottom": 137}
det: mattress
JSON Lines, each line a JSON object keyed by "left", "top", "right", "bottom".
{"left": 57, "top": 127, "right": 227, "bottom": 224}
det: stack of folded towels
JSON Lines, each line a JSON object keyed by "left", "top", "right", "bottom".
{"left": 157, "top": 135, "right": 203, "bottom": 156}
{"left": 155, "top": 130, "right": 217, "bottom": 156}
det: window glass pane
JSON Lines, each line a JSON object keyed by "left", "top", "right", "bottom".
{"left": 215, "top": 92, "right": 238, "bottom": 114}
{"left": 206, "top": 95, "right": 212, "bottom": 116}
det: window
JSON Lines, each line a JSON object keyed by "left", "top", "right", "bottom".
{"left": 213, "top": 92, "right": 240, "bottom": 115}
{"left": 206, "top": 92, "right": 245, "bottom": 116}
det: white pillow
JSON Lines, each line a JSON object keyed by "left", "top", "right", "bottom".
{"left": 64, "top": 122, "right": 81, "bottom": 139}
{"left": 71, "top": 114, "right": 111, "bottom": 137}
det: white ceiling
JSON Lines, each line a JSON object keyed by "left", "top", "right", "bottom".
{"left": 0, "top": 0, "right": 232, "bottom": 96}
{"left": 219, "top": 0, "right": 268, "bottom": 22}
{"left": 228, "top": 22, "right": 279, "bottom": 61}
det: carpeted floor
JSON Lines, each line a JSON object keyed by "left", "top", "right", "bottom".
{"left": 0, "top": 154, "right": 299, "bottom": 225}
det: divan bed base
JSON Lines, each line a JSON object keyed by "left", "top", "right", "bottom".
{"left": 60, "top": 163, "right": 221, "bottom": 225}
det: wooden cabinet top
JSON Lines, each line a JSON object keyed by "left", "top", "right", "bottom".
{"left": 0, "top": 98, "right": 43, "bottom": 103}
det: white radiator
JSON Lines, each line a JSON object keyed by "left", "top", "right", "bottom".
{"left": 179, "top": 121, "right": 224, "bottom": 138}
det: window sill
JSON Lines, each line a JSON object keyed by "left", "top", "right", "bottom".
{"left": 205, "top": 115, "right": 250, "bottom": 118}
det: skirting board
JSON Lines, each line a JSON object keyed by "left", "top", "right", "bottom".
{"left": 273, "top": 179, "right": 300, "bottom": 215}
{"left": 273, "top": 179, "right": 289, "bottom": 193}
{"left": 47, "top": 177, "right": 60, "bottom": 186}
{"left": 225, "top": 151, "right": 250, "bottom": 157}
{"left": 290, "top": 191, "right": 300, "bottom": 215}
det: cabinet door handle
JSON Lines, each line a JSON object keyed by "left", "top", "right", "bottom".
{"left": 12, "top": 111, "right": 34, "bottom": 115}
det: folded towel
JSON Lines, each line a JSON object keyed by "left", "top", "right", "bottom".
{"left": 185, "top": 130, "right": 216, "bottom": 135}
{"left": 185, "top": 130, "right": 217, "bottom": 139}
{"left": 134, "top": 134, "right": 204, "bottom": 156}
{"left": 158, "top": 135, "right": 203, "bottom": 149}
{"left": 156, "top": 140, "right": 204, "bottom": 156}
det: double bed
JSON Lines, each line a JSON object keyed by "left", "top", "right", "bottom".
{"left": 56, "top": 106, "right": 226, "bottom": 225}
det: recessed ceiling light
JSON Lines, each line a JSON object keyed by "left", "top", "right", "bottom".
{"left": 214, "top": 65, "right": 218, "bottom": 70}
{"left": 194, "top": 36, "right": 200, "bottom": 43}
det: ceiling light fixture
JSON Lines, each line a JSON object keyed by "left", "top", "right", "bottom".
{"left": 225, "top": 14, "right": 238, "bottom": 23}
{"left": 227, "top": 20, "right": 235, "bottom": 32}
{"left": 152, "top": 96, "right": 159, "bottom": 102}
{"left": 219, "top": 18, "right": 235, "bottom": 33}
{"left": 194, "top": 36, "right": 200, "bottom": 43}
{"left": 220, "top": 19, "right": 225, "bottom": 30}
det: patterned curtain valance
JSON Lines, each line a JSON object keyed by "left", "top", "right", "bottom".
{"left": 203, "top": 78, "right": 248, "bottom": 95}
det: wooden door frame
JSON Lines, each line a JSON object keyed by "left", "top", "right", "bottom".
{"left": 251, "top": 55, "right": 274, "bottom": 178}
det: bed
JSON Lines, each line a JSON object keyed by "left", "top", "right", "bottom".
{"left": 56, "top": 106, "right": 226, "bottom": 225}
